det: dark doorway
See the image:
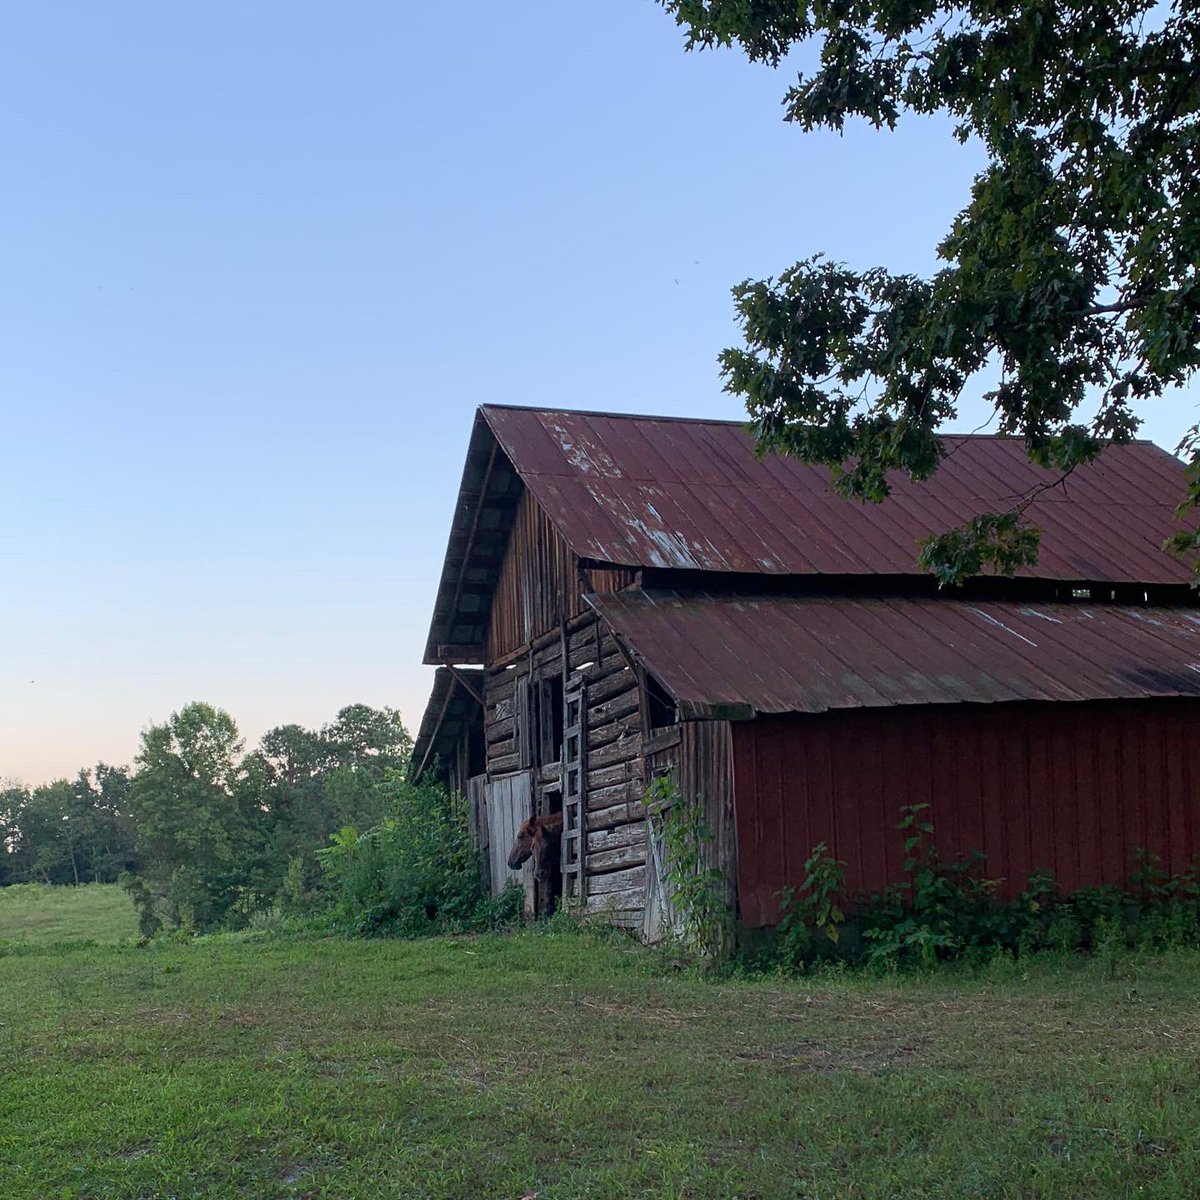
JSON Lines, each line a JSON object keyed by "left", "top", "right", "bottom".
{"left": 537, "top": 675, "right": 565, "bottom": 766}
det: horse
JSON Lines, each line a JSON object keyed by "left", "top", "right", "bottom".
{"left": 507, "top": 810, "right": 564, "bottom": 884}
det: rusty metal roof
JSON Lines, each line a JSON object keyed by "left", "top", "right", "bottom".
{"left": 586, "top": 590, "right": 1200, "bottom": 719}
{"left": 425, "top": 405, "right": 1196, "bottom": 664}
{"left": 483, "top": 405, "right": 1194, "bottom": 585}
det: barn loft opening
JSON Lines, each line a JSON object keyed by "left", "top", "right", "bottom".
{"left": 646, "top": 671, "right": 677, "bottom": 732}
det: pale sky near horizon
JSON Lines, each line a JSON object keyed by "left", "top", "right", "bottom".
{"left": 3, "top": 2, "right": 1196, "bottom": 786}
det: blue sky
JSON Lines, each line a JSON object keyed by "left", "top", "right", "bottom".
{"left": 2, "top": 2, "right": 1194, "bottom": 784}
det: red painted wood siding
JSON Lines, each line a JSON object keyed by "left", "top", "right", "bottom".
{"left": 731, "top": 699, "right": 1200, "bottom": 927}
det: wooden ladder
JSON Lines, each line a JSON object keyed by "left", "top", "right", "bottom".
{"left": 560, "top": 679, "right": 586, "bottom": 907}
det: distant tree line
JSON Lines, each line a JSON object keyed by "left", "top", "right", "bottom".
{"left": 1, "top": 701, "right": 413, "bottom": 931}
{"left": 0, "top": 766, "right": 135, "bottom": 887}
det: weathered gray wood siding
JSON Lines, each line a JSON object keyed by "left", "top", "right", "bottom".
{"left": 640, "top": 720, "right": 736, "bottom": 941}
{"left": 480, "top": 771, "right": 535, "bottom": 910}
{"left": 481, "top": 613, "right": 651, "bottom": 928}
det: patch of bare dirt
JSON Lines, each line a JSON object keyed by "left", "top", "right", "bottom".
{"left": 734, "top": 1035, "right": 930, "bottom": 1074}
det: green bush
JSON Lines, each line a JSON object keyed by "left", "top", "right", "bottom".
{"left": 767, "top": 806, "right": 1200, "bottom": 973}
{"left": 316, "top": 776, "right": 521, "bottom": 937}
{"left": 777, "top": 842, "right": 847, "bottom": 966}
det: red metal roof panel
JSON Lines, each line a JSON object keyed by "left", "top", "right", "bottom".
{"left": 586, "top": 590, "right": 1200, "bottom": 717}
{"left": 482, "top": 406, "right": 1195, "bottom": 584}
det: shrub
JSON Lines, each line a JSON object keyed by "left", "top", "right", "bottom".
{"left": 777, "top": 842, "right": 847, "bottom": 967}
{"left": 854, "top": 805, "right": 999, "bottom": 969}
{"left": 316, "top": 776, "right": 520, "bottom": 937}
{"left": 764, "top": 806, "right": 1200, "bottom": 973}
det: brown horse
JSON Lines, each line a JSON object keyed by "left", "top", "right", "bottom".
{"left": 507, "top": 811, "right": 564, "bottom": 883}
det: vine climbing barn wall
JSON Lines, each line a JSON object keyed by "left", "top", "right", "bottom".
{"left": 731, "top": 697, "right": 1200, "bottom": 928}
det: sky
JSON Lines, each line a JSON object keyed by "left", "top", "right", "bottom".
{"left": 2, "top": 2, "right": 1195, "bottom": 785}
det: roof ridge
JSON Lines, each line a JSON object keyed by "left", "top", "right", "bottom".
{"left": 481, "top": 402, "right": 749, "bottom": 427}
{"left": 479, "top": 404, "right": 1164, "bottom": 446}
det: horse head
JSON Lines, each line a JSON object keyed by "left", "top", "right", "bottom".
{"left": 507, "top": 817, "right": 539, "bottom": 872}
{"left": 508, "top": 814, "right": 563, "bottom": 883}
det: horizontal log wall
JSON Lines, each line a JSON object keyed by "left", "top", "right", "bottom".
{"left": 482, "top": 612, "right": 650, "bottom": 928}
{"left": 479, "top": 483, "right": 642, "bottom": 927}
{"left": 581, "top": 622, "right": 648, "bottom": 925}
{"left": 484, "top": 665, "right": 521, "bottom": 777}
{"left": 479, "top": 623, "right": 731, "bottom": 937}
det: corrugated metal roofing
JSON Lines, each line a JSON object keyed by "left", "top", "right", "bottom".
{"left": 483, "top": 405, "right": 1194, "bottom": 585}
{"left": 586, "top": 589, "right": 1200, "bottom": 718}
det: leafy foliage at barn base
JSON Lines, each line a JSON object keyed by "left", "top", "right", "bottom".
{"left": 315, "top": 776, "right": 522, "bottom": 937}
{"left": 766, "top": 804, "right": 1200, "bottom": 973}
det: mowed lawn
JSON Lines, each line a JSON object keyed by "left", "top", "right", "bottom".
{"left": 2, "top": 921, "right": 1199, "bottom": 1199}
{"left": 0, "top": 883, "right": 139, "bottom": 944}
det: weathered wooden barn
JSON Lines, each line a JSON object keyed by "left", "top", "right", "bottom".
{"left": 413, "top": 404, "right": 1200, "bottom": 931}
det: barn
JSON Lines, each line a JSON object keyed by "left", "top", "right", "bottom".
{"left": 413, "top": 404, "right": 1200, "bottom": 932}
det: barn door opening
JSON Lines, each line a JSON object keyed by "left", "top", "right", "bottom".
{"left": 537, "top": 675, "right": 565, "bottom": 767}
{"left": 560, "top": 679, "right": 586, "bottom": 908}
{"left": 538, "top": 784, "right": 564, "bottom": 917}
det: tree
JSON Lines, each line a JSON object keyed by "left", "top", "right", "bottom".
{"left": 2, "top": 702, "right": 414, "bottom": 926}
{"left": 243, "top": 706, "right": 414, "bottom": 901}
{"left": 323, "top": 704, "right": 411, "bottom": 771}
{"left": 659, "top": 0, "right": 1200, "bottom": 581}
{"left": 31, "top": 781, "right": 83, "bottom": 885}
{"left": 0, "top": 782, "right": 31, "bottom": 885}
{"left": 239, "top": 722, "right": 332, "bottom": 899}
{"left": 257, "top": 723, "right": 332, "bottom": 787}
{"left": 71, "top": 765, "right": 136, "bottom": 883}
{"left": 0, "top": 768, "right": 134, "bottom": 888}
{"left": 1, "top": 781, "right": 78, "bottom": 885}
{"left": 320, "top": 704, "right": 413, "bottom": 831}
{"left": 127, "top": 702, "right": 255, "bottom": 929}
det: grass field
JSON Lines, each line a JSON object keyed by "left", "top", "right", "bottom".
{"left": 2, "top": 906, "right": 1199, "bottom": 1200}
{"left": 0, "top": 883, "right": 139, "bottom": 944}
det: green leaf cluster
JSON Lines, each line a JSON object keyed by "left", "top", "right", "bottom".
{"left": 647, "top": 775, "right": 732, "bottom": 959}
{"left": 765, "top": 804, "right": 1200, "bottom": 972}
{"left": 778, "top": 841, "right": 848, "bottom": 963}
{"left": 315, "top": 776, "right": 522, "bottom": 937}
{"left": 660, "top": 0, "right": 1200, "bottom": 581}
